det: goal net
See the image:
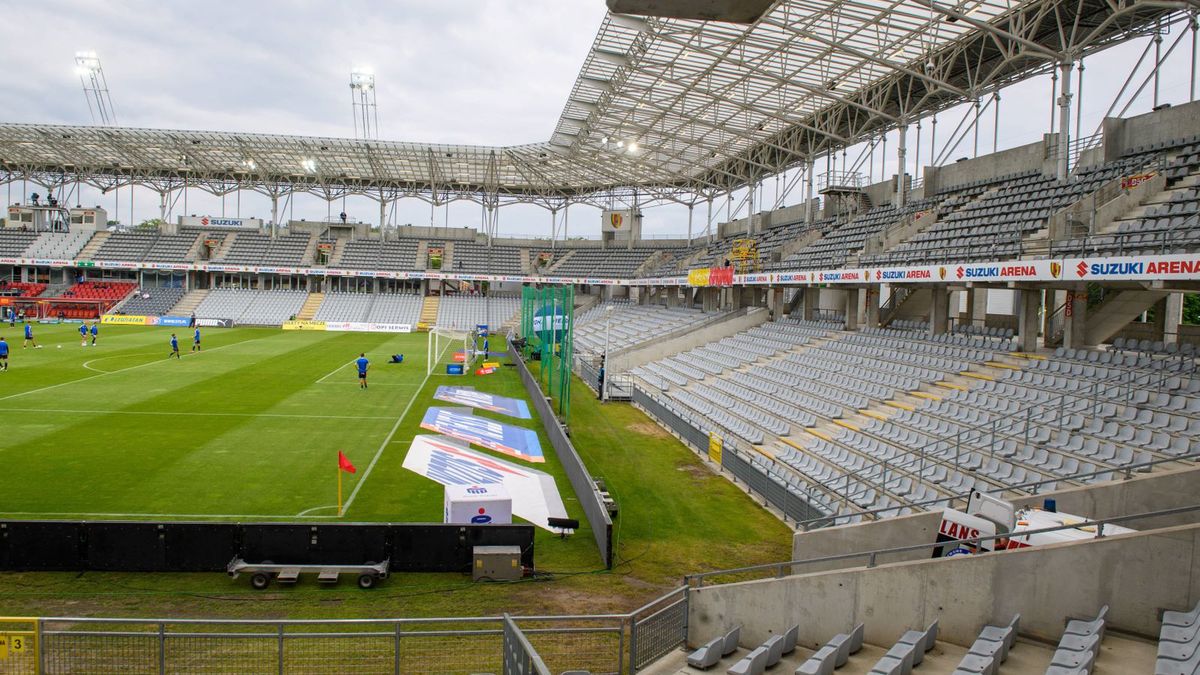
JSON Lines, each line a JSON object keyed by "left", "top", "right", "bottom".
{"left": 427, "top": 326, "right": 474, "bottom": 375}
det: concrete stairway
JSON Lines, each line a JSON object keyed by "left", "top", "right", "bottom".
{"left": 418, "top": 295, "right": 440, "bottom": 330}
{"left": 327, "top": 239, "right": 347, "bottom": 267}
{"left": 1084, "top": 289, "right": 1170, "bottom": 346}
{"left": 519, "top": 248, "right": 532, "bottom": 274}
{"left": 211, "top": 233, "right": 237, "bottom": 261}
{"left": 414, "top": 241, "right": 428, "bottom": 270}
{"left": 442, "top": 241, "right": 456, "bottom": 271}
{"left": 76, "top": 231, "right": 109, "bottom": 260}
{"left": 300, "top": 233, "right": 318, "bottom": 265}
{"left": 169, "top": 289, "right": 209, "bottom": 316}
{"left": 545, "top": 250, "right": 576, "bottom": 274}
{"left": 295, "top": 292, "right": 324, "bottom": 321}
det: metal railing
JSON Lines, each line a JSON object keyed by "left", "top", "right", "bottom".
{"left": 503, "top": 615, "right": 553, "bottom": 675}
{"left": 686, "top": 502, "right": 1200, "bottom": 588}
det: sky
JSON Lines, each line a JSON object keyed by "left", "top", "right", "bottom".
{"left": 1, "top": 1, "right": 1197, "bottom": 239}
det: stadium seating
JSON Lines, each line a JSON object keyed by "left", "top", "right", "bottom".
{"left": 91, "top": 231, "right": 159, "bottom": 261}
{"left": 0, "top": 228, "right": 40, "bottom": 256}
{"left": 219, "top": 233, "right": 312, "bottom": 265}
{"left": 574, "top": 302, "right": 724, "bottom": 356}
{"left": 631, "top": 316, "right": 1197, "bottom": 523}
{"left": 450, "top": 242, "right": 524, "bottom": 274}
{"left": 23, "top": 230, "right": 93, "bottom": 259}
{"left": 777, "top": 201, "right": 936, "bottom": 271}
{"left": 118, "top": 287, "right": 187, "bottom": 316}
{"left": 313, "top": 291, "right": 423, "bottom": 326}
{"left": 434, "top": 295, "right": 520, "bottom": 331}
{"left": 1157, "top": 600, "right": 1200, "bottom": 674}
{"left": 0, "top": 281, "right": 47, "bottom": 297}
{"left": 193, "top": 289, "right": 308, "bottom": 325}
{"left": 338, "top": 239, "right": 419, "bottom": 270}
{"left": 549, "top": 247, "right": 658, "bottom": 277}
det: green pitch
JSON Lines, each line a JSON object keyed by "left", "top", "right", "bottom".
{"left": 0, "top": 322, "right": 563, "bottom": 524}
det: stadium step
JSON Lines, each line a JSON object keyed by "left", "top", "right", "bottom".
{"left": 545, "top": 249, "right": 576, "bottom": 273}
{"left": 295, "top": 293, "right": 324, "bottom": 320}
{"left": 418, "top": 295, "right": 440, "bottom": 330}
{"left": 76, "top": 231, "right": 109, "bottom": 260}
{"left": 170, "top": 289, "right": 209, "bottom": 317}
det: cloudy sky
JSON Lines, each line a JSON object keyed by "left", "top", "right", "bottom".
{"left": 2, "top": 2, "right": 1196, "bottom": 238}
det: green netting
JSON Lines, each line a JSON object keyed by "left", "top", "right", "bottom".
{"left": 520, "top": 285, "right": 574, "bottom": 420}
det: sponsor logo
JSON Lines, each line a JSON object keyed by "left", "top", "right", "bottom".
{"left": 958, "top": 265, "right": 1038, "bottom": 279}
{"left": 100, "top": 314, "right": 149, "bottom": 325}
{"left": 470, "top": 511, "right": 493, "bottom": 524}
{"left": 938, "top": 267, "right": 947, "bottom": 280}
{"left": 1050, "top": 262, "right": 1062, "bottom": 278}
{"left": 282, "top": 320, "right": 327, "bottom": 331}
{"left": 196, "top": 318, "right": 233, "bottom": 328}
{"left": 879, "top": 269, "right": 932, "bottom": 280}
{"left": 466, "top": 486, "right": 488, "bottom": 495}
{"left": 1076, "top": 261, "right": 1088, "bottom": 277}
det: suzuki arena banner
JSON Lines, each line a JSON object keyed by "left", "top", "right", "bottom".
{"left": 1063, "top": 253, "right": 1200, "bottom": 281}
{"left": 403, "top": 435, "right": 567, "bottom": 531}
{"left": 419, "top": 407, "right": 544, "bottom": 463}
{"left": 429, "top": 384, "right": 528, "bottom": 415}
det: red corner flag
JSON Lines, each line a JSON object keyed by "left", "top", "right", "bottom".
{"left": 338, "top": 450, "right": 357, "bottom": 474}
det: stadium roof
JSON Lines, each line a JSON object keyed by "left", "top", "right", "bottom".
{"left": 0, "top": 0, "right": 1192, "bottom": 203}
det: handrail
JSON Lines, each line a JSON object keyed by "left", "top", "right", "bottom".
{"left": 685, "top": 502, "right": 1200, "bottom": 587}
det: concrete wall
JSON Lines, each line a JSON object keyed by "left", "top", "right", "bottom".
{"left": 613, "top": 307, "right": 768, "bottom": 371}
{"left": 690, "top": 523, "right": 1200, "bottom": 650}
{"left": 790, "top": 466, "right": 1200, "bottom": 570}
{"left": 1103, "top": 99, "right": 1200, "bottom": 160}
{"left": 923, "top": 137, "right": 1052, "bottom": 194}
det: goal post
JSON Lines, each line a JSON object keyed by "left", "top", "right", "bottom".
{"left": 427, "top": 326, "right": 473, "bottom": 376}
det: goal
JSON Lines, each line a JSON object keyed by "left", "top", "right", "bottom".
{"left": 427, "top": 326, "right": 474, "bottom": 375}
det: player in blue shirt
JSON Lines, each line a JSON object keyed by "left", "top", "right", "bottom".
{"left": 79, "top": 322, "right": 89, "bottom": 347}
{"left": 90, "top": 322, "right": 98, "bottom": 346}
{"left": 0, "top": 337, "right": 8, "bottom": 371}
{"left": 191, "top": 327, "right": 201, "bottom": 352}
{"left": 23, "top": 322, "right": 38, "bottom": 349}
{"left": 168, "top": 333, "right": 180, "bottom": 359}
{"left": 356, "top": 353, "right": 369, "bottom": 389}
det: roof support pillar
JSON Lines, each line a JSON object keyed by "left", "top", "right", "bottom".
{"left": 270, "top": 194, "right": 279, "bottom": 238}
{"left": 1057, "top": 59, "right": 1075, "bottom": 181}
{"left": 895, "top": 124, "right": 909, "bottom": 208}
{"left": 805, "top": 158, "right": 816, "bottom": 224}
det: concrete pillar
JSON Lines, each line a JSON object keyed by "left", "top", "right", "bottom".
{"left": 1164, "top": 292, "right": 1183, "bottom": 344}
{"left": 1056, "top": 60, "right": 1074, "bottom": 181}
{"left": 803, "top": 287, "right": 819, "bottom": 321}
{"left": 930, "top": 286, "right": 951, "bottom": 336}
{"left": 1016, "top": 288, "right": 1042, "bottom": 352}
{"left": 966, "top": 287, "right": 988, "bottom": 329}
{"left": 864, "top": 285, "right": 881, "bottom": 328}
{"left": 1062, "top": 285, "right": 1089, "bottom": 349}
{"left": 844, "top": 288, "right": 860, "bottom": 331}
{"left": 895, "top": 123, "right": 908, "bottom": 207}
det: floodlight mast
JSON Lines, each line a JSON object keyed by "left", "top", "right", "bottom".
{"left": 74, "top": 51, "right": 117, "bottom": 126}
{"left": 349, "top": 68, "right": 379, "bottom": 140}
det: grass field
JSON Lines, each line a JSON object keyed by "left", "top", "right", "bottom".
{"left": 0, "top": 321, "right": 791, "bottom": 619}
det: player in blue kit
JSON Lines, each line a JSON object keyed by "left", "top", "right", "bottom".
{"left": 23, "top": 322, "right": 39, "bottom": 349}
{"left": 79, "top": 322, "right": 89, "bottom": 346}
{"left": 191, "top": 327, "right": 201, "bottom": 352}
{"left": 356, "top": 353, "right": 369, "bottom": 389}
{"left": 0, "top": 336, "right": 8, "bottom": 371}
{"left": 169, "top": 333, "right": 180, "bottom": 359}
{"left": 90, "top": 322, "right": 98, "bottom": 346}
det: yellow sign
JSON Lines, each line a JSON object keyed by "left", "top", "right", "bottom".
{"left": 610, "top": 212, "right": 624, "bottom": 229}
{"left": 0, "top": 618, "right": 38, "bottom": 669}
{"left": 101, "top": 314, "right": 149, "bottom": 325}
{"left": 708, "top": 433, "right": 723, "bottom": 464}
{"left": 282, "top": 320, "right": 327, "bottom": 331}
{"left": 482, "top": 361, "right": 500, "bottom": 369}
{"left": 687, "top": 268, "right": 711, "bottom": 287}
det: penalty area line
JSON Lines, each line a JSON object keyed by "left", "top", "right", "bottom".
{"left": 339, "top": 335, "right": 450, "bottom": 516}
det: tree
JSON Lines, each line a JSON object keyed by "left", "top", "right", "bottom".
{"left": 1184, "top": 294, "right": 1200, "bottom": 325}
{"left": 136, "top": 218, "right": 165, "bottom": 231}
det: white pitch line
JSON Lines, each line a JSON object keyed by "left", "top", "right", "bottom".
{"left": 0, "top": 510, "right": 342, "bottom": 519}
{"left": 296, "top": 504, "right": 339, "bottom": 517}
{"left": 82, "top": 353, "right": 158, "bottom": 373}
{"left": 2, "top": 407, "right": 395, "bottom": 420}
{"left": 340, "top": 335, "right": 448, "bottom": 516}
{"left": 0, "top": 335, "right": 264, "bottom": 402}
{"left": 315, "top": 359, "right": 355, "bottom": 384}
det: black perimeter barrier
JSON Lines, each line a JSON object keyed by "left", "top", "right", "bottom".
{"left": 0, "top": 521, "right": 535, "bottom": 573}
{"left": 509, "top": 343, "right": 615, "bottom": 569}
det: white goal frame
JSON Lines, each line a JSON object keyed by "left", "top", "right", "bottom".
{"left": 427, "top": 326, "right": 473, "bottom": 376}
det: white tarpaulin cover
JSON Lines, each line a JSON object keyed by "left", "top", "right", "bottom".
{"left": 403, "top": 434, "right": 568, "bottom": 531}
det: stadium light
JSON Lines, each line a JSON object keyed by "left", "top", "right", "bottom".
{"left": 302, "top": 158, "right": 317, "bottom": 172}
{"left": 627, "top": 141, "right": 639, "bottom": 153}
{"left": 74, "top": 50, "right": 117, "bottom": 126}
{"left": 350, "top": 67, "right": 379, "bottom": 140}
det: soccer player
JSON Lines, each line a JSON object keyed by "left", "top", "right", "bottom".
{"left": 23, "top": 322, "right": 38, "bottom": 349}
{"left": 90, "top": 322, "right": 98, "bottom": 346}
{"left": 191, "top": 327, "right": 201, "bottom": 352}
{"left": 0, "top": 336, "right": 8, "bottom": 371}
{"left": 79, "top": 322, "right": 89, "bottom": 347}
{"left": 169, "top": 333, "right": 180, "bottom": 359}
{"left": 482, "top": 336, "right": 489, "bottom": 361}
{"left": 356, "top": 352, "right": 369, "bottom": 389}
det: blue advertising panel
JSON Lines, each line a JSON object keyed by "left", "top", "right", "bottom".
{"left": 158, "top": 316, "right": 192, "bottom": 327}
{"left": 419, "top": 407, "right": 544, "bottom": 463}
{"left": 433, "top": 386, "right": 532, "bottom": 419}
{"left": 446, "top": 364, "right": 464, "bottom": 375}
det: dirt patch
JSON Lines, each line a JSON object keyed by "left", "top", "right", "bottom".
{"left": 676, "top": 463, "right": 711, "bottom": 480}
{"left": 627, "top": 422, "right": 670, "bottom": 439}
